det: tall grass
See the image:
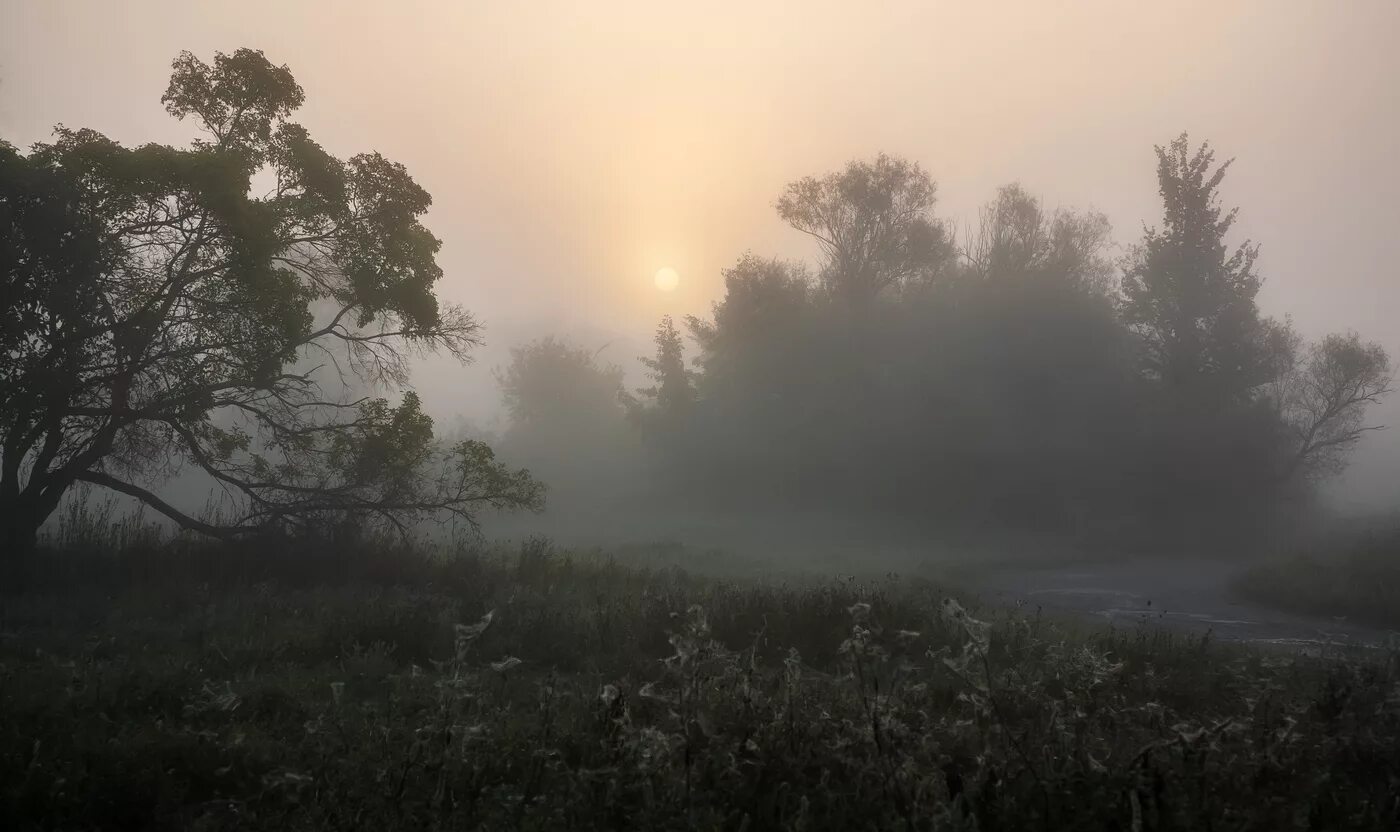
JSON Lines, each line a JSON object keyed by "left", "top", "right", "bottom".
{"left": 1233, "top": 527, "right": 1400, "bottom": 630}
{"left": 2, "top": 534, "right": 1398, "bottom": 829}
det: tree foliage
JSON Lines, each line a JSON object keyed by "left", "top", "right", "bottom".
{"left": 632, "top": 315, "right": 695, "bottom": 433}
{"left": 965, "top": 184, "right": 1115, "bottom": 294}
{"left": 505, "top": 147, "right": 1388, "bottom": 550}
{"left": 497, "top": 337, "right": 629, "bottom": 448}
{"left": 686, "top": 255, "right": 812, "bottom": 399}
{"left": 0, "top": 48, "right": 541, "bottom": 550}
{"left": 1273, "top": 332, "right": 1393, "bottom": 480}
{"left": 1120, "top": 134, "right": 1280, "bottom": 406}
{"left": 776, "top": 154, "right": 957, "bottom": 304}
{"left": 492, "top": 336, "right": 638, "bottom": 530}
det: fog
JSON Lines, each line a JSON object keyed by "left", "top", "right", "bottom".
{"left": 4, "top": 0, "right": 1399, "bottom": 550}
{"left": 11, "top": 9, "right": 1400, "bottom": 824}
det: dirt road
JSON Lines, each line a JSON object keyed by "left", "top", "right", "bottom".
{"left": 965, "top": 558, "right": 1392, "bottom": 652}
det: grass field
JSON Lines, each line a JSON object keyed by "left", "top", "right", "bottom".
{"left": 3, "top": 533, "right": 1399, "bottom": 830}
{"left": 1233, "top": 527, "right": 1400, "bottom": 632}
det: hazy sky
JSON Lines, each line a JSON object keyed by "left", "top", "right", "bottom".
{"left": 3, "top": 1, "right": 1399, "bottom": 511}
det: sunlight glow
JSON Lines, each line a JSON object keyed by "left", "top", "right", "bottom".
{"left": 654, "top": 266, "right": 680, "bottom": 292}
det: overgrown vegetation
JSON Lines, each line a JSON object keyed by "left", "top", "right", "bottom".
{"left": 3, "top": 532, "right": 1399, "bottom": 830}
{"left": 1234, "top": 526, "right": 1400, "bottom": 631}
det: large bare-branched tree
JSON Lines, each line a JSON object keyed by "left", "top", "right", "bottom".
{"left": 0, "top": 49, "right": 542, "bottom": 552}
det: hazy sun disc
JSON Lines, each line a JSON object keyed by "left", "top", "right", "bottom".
{"left": 654, "top": 266, "right": 680, "bottom": 292}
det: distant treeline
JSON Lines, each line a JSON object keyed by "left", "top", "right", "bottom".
{"left": 498, "top": 138, "right": 1391, "bottom": 553}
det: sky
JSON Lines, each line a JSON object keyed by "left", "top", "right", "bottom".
{"left": 3, "top": 0, "right": 1399, "bottom": 512}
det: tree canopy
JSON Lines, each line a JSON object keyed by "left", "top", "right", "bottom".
{"left": 776, "top": 154, "right": 957, "bottom": 304}
{"left": 0, "top": 48, "right": 541, "bottom": 551}
{"left": 631, "top": 315, "right": 695, "bottom": 434}
{"left": 1121, "top": 134, "right": 1280, "bottom": 406}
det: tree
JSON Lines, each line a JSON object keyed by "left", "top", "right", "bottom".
{"left": 1273, "top": 332, "right": 1392, "bottom": 481}
{"left": 497, "top": 336, "right": 629, "bottom": 447}
{"left": 775, "top": 154, "right": 956, "bottom": 304}
{"left": 686, "top": 255, "right": 811, "bottom": 391}
{"left": 494, "top": 336, "right": 637, "bottom": 527}
{"left": 965, "top": 183, "right": 1114, "bottom": 293}
{"left": 633, "top": 315, "right": 695, "bottom": 430}
{"left": 0, "top": 48, "right": 541, "bottom": 553}
{"left": 1120, "top": 134, "right": 1276, "bottom": 406}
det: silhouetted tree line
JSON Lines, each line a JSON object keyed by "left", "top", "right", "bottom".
{"left": 503, "top": 140, "right": 1391, "bottom": 552}
{"left": 10, "top": 46, "right": 1380, "bottom": 557}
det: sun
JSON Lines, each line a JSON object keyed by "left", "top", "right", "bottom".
{"left": 654, "top": 266, "right": 680, "bottom": 292}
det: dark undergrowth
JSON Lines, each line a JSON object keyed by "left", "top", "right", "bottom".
{"left": 1234, "top": 527, "right": 1400, "bottom": 631}
{"left": 2, "top": 531, "right": 1399, "bottom": 830}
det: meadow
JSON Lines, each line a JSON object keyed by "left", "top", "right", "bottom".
{"left": 1234, "top": 526, "right": 1400, "bottom": 632}
{"left": 2, "top": 525, "right": 1399, "bottom": 831}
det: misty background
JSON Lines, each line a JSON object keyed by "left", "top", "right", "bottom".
{"left": 4, "top": 0, "right": 1397, "bottom": 535}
